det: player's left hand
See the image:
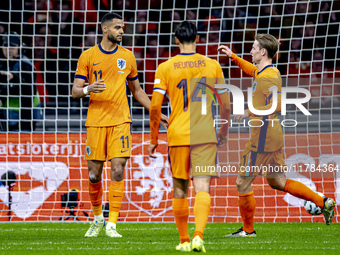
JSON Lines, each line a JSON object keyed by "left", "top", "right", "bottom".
{"left": 234, "top": 109, "right": 249, "bottom": 122}
{"left": 160, "top": 114, "right": 169, "bottom": 130}
{"left": 217, "top": 132, "right": 227, "bottom": 147}
{"left": 148, "top": 143, "right": 158, "bottom": 158}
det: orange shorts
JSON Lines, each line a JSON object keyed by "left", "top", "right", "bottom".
{"left": 168, "top": 143, "right": 218, "bottom": 180}
{"left": 239, "top": 147, "right": 287, "bottom": 177}
{"left": 85, "top": 123, "right": 131, "bottom": 161}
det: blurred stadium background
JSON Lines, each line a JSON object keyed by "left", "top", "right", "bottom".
{"left": 0, "top": 0, "right": 339, "bottom": 223}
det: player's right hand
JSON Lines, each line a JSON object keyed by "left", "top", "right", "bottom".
{"left": 88, "top": 79, "right": 106, "bottom": 93}
{"left": 234, "top": 109, "right": 249, "bottom": 122}
{"left": 217, "top": 132, "right": 227, "bottom": 147}
{"left": 218, "top": 45, "right": 233, "bottom": 58}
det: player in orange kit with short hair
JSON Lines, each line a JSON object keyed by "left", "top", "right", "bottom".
{"left": 218, "top": 34, "right": 335, "bottom": 237}
{"left": 149, "top": 21, "right": 231, "bottom": 252}
{"left": 72, "top": 12, "right": 167, "bottom": 238}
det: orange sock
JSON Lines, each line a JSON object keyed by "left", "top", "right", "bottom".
{"left": 193, "top": 191, "right": 211, "bottom": 240}
{"left": 89, "top": 180, "right": 103, "bottom": 216}
{"left": 109, "top": 180, "right": 124, "bottom": 224}
{"left": 239, "top": 191, "right": 256, "bottom": 233}
{"left": 284, "top": 179, "right": 324, "bottom": 208}
{"left": 173, "top": 198, "right": 190, "bottom": 244}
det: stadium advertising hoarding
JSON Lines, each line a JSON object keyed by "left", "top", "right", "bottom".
{"left": 0, "top": 133, "right": 339, "bottom": 222}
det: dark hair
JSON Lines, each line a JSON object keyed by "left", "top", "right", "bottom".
{"left": 101, "top": 12, "right": 122, "bottom": 25}
{"left": 175, "top": 21, "right": 197, "bottom": 44}
{"left": 255, "top": 33, "right": 280, "bottom": 59}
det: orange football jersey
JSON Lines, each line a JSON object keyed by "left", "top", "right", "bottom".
{"left": 75, "top": 44, "right": 138, "bottom": 127}
{"left": 153, "top": 53, "right": 227, "bottom": 146}
{"left": 231, "top": 53, "right": 283, "bottom": 152}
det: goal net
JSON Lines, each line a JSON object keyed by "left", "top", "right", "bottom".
{"left": 0, "top": 0, "right": 339, "bottom": 223}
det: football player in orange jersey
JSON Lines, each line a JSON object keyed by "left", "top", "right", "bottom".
{"left": 218, "top": 34, "right": 335, "bottom": 237}
{"left": 149, "top": 21, "right": 231, "bottom": 252}
{"left": 72, "top": 12, "right": 168, "bottom": 238}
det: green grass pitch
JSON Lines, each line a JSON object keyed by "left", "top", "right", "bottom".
{"left": 1, "top": 222, "right": 340, "bottom": 254}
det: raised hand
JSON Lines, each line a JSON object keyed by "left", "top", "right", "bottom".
{"left": 217, "top": 45, "right": 233, "bottom": 58}
{"left": 234, "top": 109, "right": 249, "bottom": 122}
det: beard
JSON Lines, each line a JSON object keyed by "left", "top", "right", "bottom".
{"left": 107, "top": 33, "right": 121, "bottom": 44}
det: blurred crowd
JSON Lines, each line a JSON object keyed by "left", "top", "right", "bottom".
{"left": 0, "top": 0, "right": 339, "bottom": 113}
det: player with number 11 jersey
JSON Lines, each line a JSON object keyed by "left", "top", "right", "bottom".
{"left": 72, "top": 12, "right": 168, "bottom": 239}
{"left": 75, "top": 38, "right": 137, "bottom": 127}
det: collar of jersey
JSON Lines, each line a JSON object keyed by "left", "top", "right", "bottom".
{"left": 98, "top": 43, "right": 118, "bottom": 54}
{"left": 178, "top": 52, "right": 196, "bottom": 55}
{"left": 257, "top": 64, "right": 274, "bottom": 75}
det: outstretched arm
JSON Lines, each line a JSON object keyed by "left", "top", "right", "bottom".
{"left": 148, "top": 91, "right": 164, "bottom": 158}
{"left": 127, "top": 79, "right": 151, "bottom": 110}
{"left": 217, "top": 91, "right": 231, "bottom": 147}
{"left": 127, "top": 79, "right": 168, "bottom": 129}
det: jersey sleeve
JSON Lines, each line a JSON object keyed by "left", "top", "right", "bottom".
{"left": 231, "top": 53, "right": 258, "bottom": 78}
{"left": 150, "top": 91, "right": 164, "bottom": 144}
{"left": 153, "top": 63, "right": 167, "bottom": 95}
{"left": 74, "top": 51, "right": 89, "bottom": 80}
{"left": 127, "top": 53, "right": 138, "bottom": 81}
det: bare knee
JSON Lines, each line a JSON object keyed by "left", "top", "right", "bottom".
{"left": 88, "top": 161, "right": 104, "bottom": 183}
{"left": 111, "top": 158, "right": 128, "bottom": 181}
{"left": 111, "top": 163, "right": 124, "bottom": 181}
{"left": 193, "top": 176, "right": 211, "bottom": 194}
{"left": 173, "top": 178, "right": 189, "bottom": 198}
{"left": 236, "top": 176, "right": 253, "bottom": 194}
{"left": 174, "top": 188, "right": 187, "bottom": 198}
{"left": 267, "top": 177, "right": 286, "bottom": 191}
{"left": 236, "top": 177, "right": 243, "bottom": 191}
{"left": 89, "top": 170, "right": 102, "bottom": 183}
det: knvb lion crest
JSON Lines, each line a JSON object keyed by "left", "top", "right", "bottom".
{"left": 117, "top": 58, "right": 126, "bottom": 70}
{"left": 125, "top": 141, "right": 172, "bottom": 217}
{"left": 252, "top": 81, "right": 257, "bottom": 94}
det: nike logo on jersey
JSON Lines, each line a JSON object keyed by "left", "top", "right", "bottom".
{"left": 121, "top": 149, "right": 129, "bottom": 153}
{"left": 93, "top": 62, "right": 101, "bottom": 66}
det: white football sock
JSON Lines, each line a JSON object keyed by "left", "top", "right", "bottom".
{"left": 94, "top": 214, "right": 104, "bottom": 222}
{"left": 106, "top": 222, "right": 117, "bottom": 229}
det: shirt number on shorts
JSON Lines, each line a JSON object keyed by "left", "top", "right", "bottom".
{"left": 242, "top": 155, "right": 247, "bottom": 167}
{"left": 120, "top": 135, "right": 129, "bottom": 148}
